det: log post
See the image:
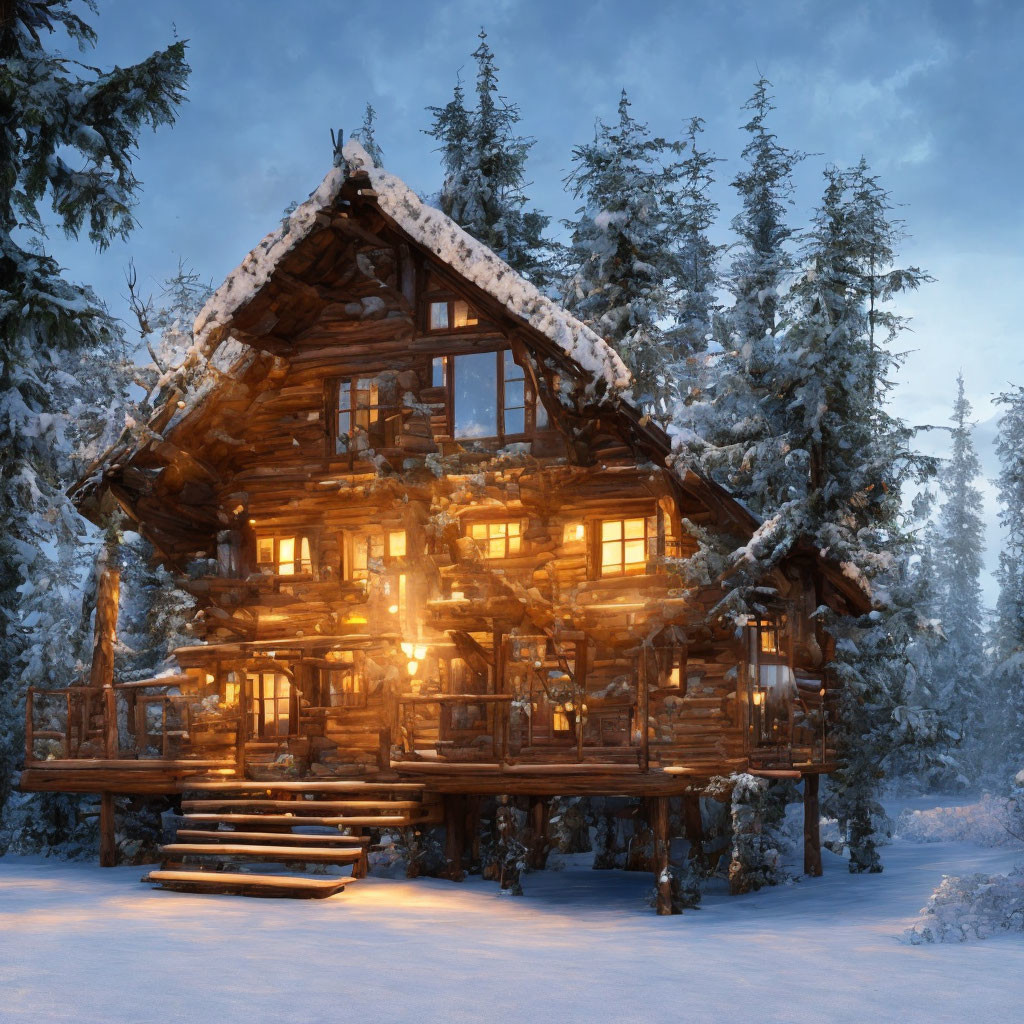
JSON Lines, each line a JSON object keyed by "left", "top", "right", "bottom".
{"left": 803, "top": 773, "right": 822, "bottom": 877}
{"left": 99, "top": 791, "right": 116, "bottom": 867}
{"left": 378, "top": 726, "right": 391, "bottom": 771}
{"left": 235, "top": 672, "right": 249, "bottom": 777}
{"left": 650, "top": 795, "right": 676, "bottom": 915}
{"left": 682, "top": 793, "right": 706, "bottom": 869}
{"left": 24, "top": 687, "right": 34, "bottom": 765}
{"left": 639, "top": 646, "right": 650, "bottom": 772}
{"left": 89, "top": 565, "right": 120, "bottom": 758}
{"left": 526, "top": 796, "right": 551, "bottom": 871}
{"left": 443, "top": 794, "right": 466, "bottom": 881}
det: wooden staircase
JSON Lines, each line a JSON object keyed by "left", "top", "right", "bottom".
{"left": 143, "top": 779, "right": 438, "bottom": 899}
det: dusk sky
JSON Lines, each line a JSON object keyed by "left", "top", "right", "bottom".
{"left": 50, "top": 0, "right": 1022, "bottom": 600}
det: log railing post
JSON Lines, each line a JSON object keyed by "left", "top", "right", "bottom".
{"left": 651, "top": 795, "right": 676, "bottom": 915}
{"left": 88, "top": 564, "right": 120, "bottom": 759}
{"left": 24, "top": 687, "right": 34, "bottom": 765}
{"left": 803, "top": 773, "right": 823, "bottom": 877}
{"left": 236, "top": 673, "right": 249, "bottom": 777}
{"left": 639, "top": 646, "right": 650, "bottom": 772}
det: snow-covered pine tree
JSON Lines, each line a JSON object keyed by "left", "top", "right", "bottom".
{"left": 676, "top": 79, "right": 803, "bottom": 511}
{"left": 351, "top": 102, "right": 384, "bottom": 168}
{"left": 561, "top": 90, "right": 681, "bottom": 409}
{"left": 425, "top": 29, "right": 552, "bottom": 285}
{"left": 666, "top": 116, "right": 725, "bottom": 366}
{"left": 990, "top": 386, "right": 1024, "bottom": 775}
{"left": 930, "top": 374, "right": 988, "bottom": 782}
{"left": 0, "top": 0, "right": 188, "bottom": 832}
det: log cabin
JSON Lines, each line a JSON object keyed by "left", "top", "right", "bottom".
{"left": 19, "top": 141, "right": 870, "bottom": 911}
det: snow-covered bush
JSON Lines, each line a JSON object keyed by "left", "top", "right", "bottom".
{"left": 904, "top": 868, "right": 1024, "bottom": 943}
{"left": 894, "top": 797, "right": 1022, "bottom": 848}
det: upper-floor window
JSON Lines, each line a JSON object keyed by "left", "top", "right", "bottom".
{"left": 256, "top": 535, "right": 312, "bottom": 576}
{"left": 433, "top": 349, "right": 548, "bottom": 440}
{"left": 322, "top": 652, "right": 366, "bottom": 708}
{"left": 344, "top": 528, "right": 407, "bottom": 582}
{"left": 334, "top": 374, "right": 401, "bottom": 456}
{"left": 469, "top": 520, "right": 522, "bottom": 559}
{"left": 428, "top": 298, "right": 479, "bottom": 331}
{"left": 599, "top": 516, "right": 657, "bottom": 577}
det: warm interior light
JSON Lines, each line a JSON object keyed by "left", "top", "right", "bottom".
{"left": 819, "top": 688, "right": 826, "bottom": 697}
{"left": 204, "top": 673, "right": 215, "bottom": 684}
{"left": 387, "top": 604, "right": 399, "bottom": 615}
{"left": 414, "top": 644, "right": 428, "bottom": 660}
{"left": 406, "top": 660, "right": 419, "bottom": 676}
{"left": 450, "top": 590, "right": 465, "bottom": 601}
{"left": 752, "top": 691, "right": 764, "bottom": 706}
{"left": 400, "top": 642, "right": 414, "bottom": 658}
{"left": 248, "top": 518, "right": 256, "bottom": 525}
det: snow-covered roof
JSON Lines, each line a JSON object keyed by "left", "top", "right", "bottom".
{"left": 189, "top": 141, "right": 631, "bottom": 395}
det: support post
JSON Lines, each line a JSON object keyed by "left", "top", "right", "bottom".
{"left": 24, "top": 688, "right": 34, "bottom": 765}
{"left": 99, "top": 791, "right": 116, "bottom": 867}
{"left": 651, "top": 795, "right": 676, "bottom": 915}
{"left": 803, "top": 773, "right": 822, "bottom": 877}
{"left": 378, "top": 726, "right": 391, "bottom": 772}
{"left": 682, "top": 793, "right": 706, "bottom": 868}
{"left": 443, "top": 794, "right": 466, "bottom": 881}
{"left": 526, "top": 796, "right": 551, "bottom": 871}
{"left": 639, "top": 646, "right": 650, "bottom": 772}
{"left": 89, "top": 565, "right": 120, "bottom": 758}
{"left": 236, "top": 672, "right": 249, "bottom": 777}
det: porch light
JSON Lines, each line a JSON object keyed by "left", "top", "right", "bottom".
{"left": 414, "top": 644, "right": 428, "bottom": 660}
{"left": 752, "top": 691, "right": 764, "bottom": 706}
{"left": 406, "top": 660, "right": 419, "bottom": 676}
{"left": 388, "top": 604, "right": 399, "bottom": 614}
{"left": 400, "top": 642, "right": 414, "bottom": 658}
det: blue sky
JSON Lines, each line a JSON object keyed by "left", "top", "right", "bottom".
{"left": 49, "top": 0, "right": 1022, "bottom": 600}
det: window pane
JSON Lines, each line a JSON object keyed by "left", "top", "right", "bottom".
{"left": 504, "top": 379, "right": 525, "bottom": 410}
{"left": 503, "top": 407, "right": 525, "bottom": 434}
{"left": 432, "top": 357, "right": 446, "bottom": 387}
{"left": 452, "top": 300, "right": 477, "bottom": 328}
{"left": 470, "top": 523, "right": 487, "bottom": 540}
{"left": 389, "top": 530, "right": 406, "bottom": 558}
{"left": 503, "top": 349, "right": 523, "bottom": 380}
{"left": 278, "top": 537, "right": 295, "bottom": 574}
{"left": 624, "top": 539, "right": 646, "bottom": 565}
{"left": 299, "top": 537, "right": 311, "bottom": 572}
{"left": 535, "top": 396, "right": 549, "bottom": 430}
{"left": 257, "top": 538, "right": 274, "bottom": 564}
{"left": 453, "top": 352, "right": 498, "bottom": 439}
{"left": 508, "top": 532, "right": 521, "bottom": 555}
{"left": 429, "top": 301, "right": 449, "bottom": 330}
{"left": 624, "top": 518, "right": 646, "bottom": 539}
{"left": 602, "top": 541, "right": 622, "bottom": 570}
{"left": 602, "top": 521, "right": 622, "bottom": 541}
{"left": 488, "top": 538, "right": 504, "bottom": 559}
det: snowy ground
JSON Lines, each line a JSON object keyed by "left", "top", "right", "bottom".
{"left": 2, "top": 804, "right": 1022, "bottom": 1024}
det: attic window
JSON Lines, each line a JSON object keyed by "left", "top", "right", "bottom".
{"left": 428, "top": 298, "right": 478, "bottom": 331}
{"left": 256, "top": 535, "right": 312, "bottom": 575}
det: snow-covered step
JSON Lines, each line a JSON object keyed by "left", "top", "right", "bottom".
{"left": 175, "top": 829, "right": 369, "bottom": 847}
{"left": 159, "top": 843, "right": 363, "bottom": 865}
{"left": 143, "top": 869, "right": 355, "bottom": 899}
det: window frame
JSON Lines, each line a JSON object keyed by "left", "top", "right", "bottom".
{"left": 424, "top": 294, "right": 480, "bottom": 333}
{"left": 246, "top": 669, "right": 297, "bottom": 739}
{"left": 434, "top": 348, "right": 550, "bottom": 441}
{"left": 255, "top": 534, "right": 313, "bottom": 576}
{"left": 322, "top": 652, "right": 367, "bottom": 709}
{"left": 467, "top": 519, "right": 524, "bottom": 560}
{"left": 329, "top": 373, "right": 403, "bottom": 460}
{"left": 596, "top": 516, "right": 657, "bottom": 578}
{"left": 343, "top": 527, "right": 407, "bottom": 582}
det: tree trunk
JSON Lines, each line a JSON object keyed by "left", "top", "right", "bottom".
{"left": 803, "top": 773, "right": 823, "bottom": 877}
{"left": 99, "top": 792, "right": 116, "bottom": 867}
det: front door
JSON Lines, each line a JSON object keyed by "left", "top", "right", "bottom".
{"left": 247, "top": 670, "right": 296, "bottom": 738}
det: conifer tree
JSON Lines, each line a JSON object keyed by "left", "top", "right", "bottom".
{"left": 991, "top": 386, "right": 1024, "bottom": 772}
{"left": 561, "top": 90, "right": 680, "bottom": 407}
{"left": 425, "top": 29, "right": 552, "bottom": 284}
{"left": 0, "top": 0, "right": 189, "bottom": 822}
{"left": 666, "top": 116, "right": 724, "bottom": 366}
{"left": 352, "top": 102, "right": 384, "bottom": 167}
{"left": 931, "top": 375, "right": 987, "bottom": 781}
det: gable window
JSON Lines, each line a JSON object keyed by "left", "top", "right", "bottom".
{"left": 334, "top": 374, "right": 401, "bottom": 455}
{"left": 428, "top": 298, "right": 479, "bottom": 331}
{"left": 469, "top": 520, "right": 522, "bottom": 559}
{"left": 599, "top": 517, "right": 656, "bottom": 577}
{"left": 344, "top": 528, "right": 407, "bottom": 582}
{"left": 434, "top": 349, "right": 548, "bottom": 440}
{"left": 256, "top": 535, "right": 312, "bottom": 576}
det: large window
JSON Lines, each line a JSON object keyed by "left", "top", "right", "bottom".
{"left": 323, "top": 652, "right": 366, "bottom": 708}
{"left": 334, "top": 375, "right": 401, "bottom": 455}
{"left": 256, "top": 535, "right": 312, "bottom": 576}
{"left": 433, "top": 349, "right": 548, "bottom": 440}
{"left": 247, "top": 670, "right": 294, "bottom": 738}
{"left": 599, "top": 517, "right": 656, "bottom": 577}
{"left": 469, "top": 520, "right": 522, "bottom": 559}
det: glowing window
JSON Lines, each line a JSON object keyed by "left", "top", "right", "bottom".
{"left": 256, "top": 535, "right": 312, "bottom": 575}
{"left": 346, "top": 529, "right": 406, "bottom": 581}
{"left": 600, "top": 517, "right": 655, "bottom": 576}
{"left": 246, "top": 671, "right": 293, "bottom": 738}
{"left": 452, "top": 300, "right": 478, "bottom": 328}
{"left": 563, "top": 522, "right": 585, "bottom": 544}
{"left": 325, "top": 653, "right": 365, "bottom": 708}
{"left": 469, "top": 521, "right": 522, "bottom": 559}
{"left": 428, "top": 298, "right": 478, "bottom": 331}
{"left": 552, "top": 704, "right": 572, "bottom": 733}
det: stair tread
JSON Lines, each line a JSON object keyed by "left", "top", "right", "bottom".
{"left": 185, "top": 780, "right": 423, "bottom": 793}
{"left": 160, "top": 843, "right": 362, "bottom": 862}
{"left": 175, "top": 829, "right": 369, "bottom": 846}
{"left": 144, "top": 870, "right": 354, "bottom": 898}
{"left": 181, "top": 799, "right": 422, "bottom": 812}
{"left": 181, "top": 813, "right": 413, "bottom": 827}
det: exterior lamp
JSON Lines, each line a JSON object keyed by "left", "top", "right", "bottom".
{"left": 406, "top": 660, "right": 419, "bottom": 676}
